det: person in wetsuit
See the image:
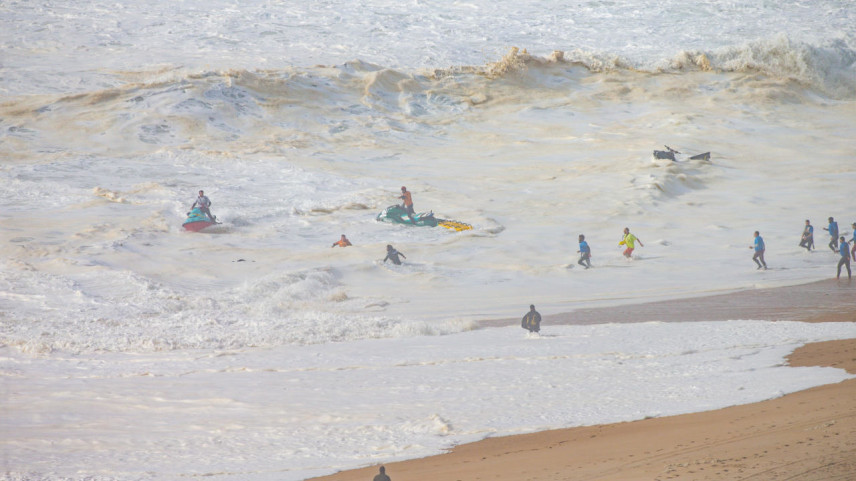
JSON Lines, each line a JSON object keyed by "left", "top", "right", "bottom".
{"left": 577, "top": 234, "right": 592, "bottom": 269}
{"left": 521, "top": 304, "right": 541, "bottom": 333}
{"left": 799, "top": 219, "right": 814, "bottom": 252}
{"left": 383, "top": 244, "right": 406, "bottom": 265}
{"left": 751, "top": 230, "right": 767, "bottom": 270}
{"left": 837, "top": 236, "right": 851, "bottom": 280}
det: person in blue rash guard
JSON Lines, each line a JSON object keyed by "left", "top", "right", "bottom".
{"left": 824, "top": 217, "right": 839, "bottom": 252}
{"left": 837, "top": 236, "right": 851, "bottom": 280}
{"left": 577, "top": 234, "right": 592, "bottom": 269}
{"left": 750, "top": 231, "right": 767, "bottom": 270}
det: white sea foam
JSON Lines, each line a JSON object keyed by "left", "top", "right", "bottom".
{"left": 2, "top": 0, "right": 855, "bottom": 479}
{"left": 3, "top": 321, "right": 854, "bottom": 480}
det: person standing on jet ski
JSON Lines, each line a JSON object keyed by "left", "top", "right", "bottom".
{"left": 190, "top": 190, "right": 216, "bottom": 222}
{"left": 399, "top": 186, "right": 415, "bottom": 223}
{"left": 383, "top": 244, "right": 406, "bottom": 265}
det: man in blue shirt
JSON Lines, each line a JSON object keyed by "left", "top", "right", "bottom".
{"left": 824, "top": 217, "right": 839, "bottom": 252}
{"left": 837, "top": 236, "right": 851, "bottom": 280}
{"left": 751, "top": 231, "right": 767, "bottom": 270}
{"left": 577, "top": 234, "right": 592, "bottom": 269}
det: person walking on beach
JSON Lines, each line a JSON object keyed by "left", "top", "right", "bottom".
{"left": 383, "top": 244, "right": 406, "bottom": 265}
{"left": 372, "top": 466, "right": 391, "bottom": 481}
{"left": 750, "top": 231, "right": 767, "bottom": 270}
{"left": 521, "top": 304, "right": 541, "bottom": 333}
{"left": 837, "top": 236, "right": 851, "bottom": 280}
{"left": 824, "top": 217, "right": 839, "bottom": 252}
{"left": 331, "top": 234, "right": 352, "bottom": 248}
{"left": 399, "top": 186, "right": 415, "bottom": 223}
{"left": 190, "top": 189, "right": 216, "bottom": 222}
{"left": 577, "top": 234, "right": 592, "bottom": 269}
{"left": 619, "top": 227, "right": 643, "bottom": 258}
{"left": 799, "top": 219, "right": 814, "bottom": 252}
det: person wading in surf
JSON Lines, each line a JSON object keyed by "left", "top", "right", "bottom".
{"left": 824, "top": 216, "right": 839, "bottom": 252}
{"left": 619, "top": 227, "right": 643, "bottom": 258}
{"left": 521, "top": 304, "right": 541, "bottom": 333}
{"left": 383, "top": 244, "right": 406, "bottom": 265}
{"left": 751, "top": 230, "right": 767, "bottom": 270}
{"left": 837, "top": 236, "right": 851, "bottom": 280}
{"left": 331, "top": 234, "right": 352, "bottom": 248}
{"left": 577, "top": 234, "right": 592, "bottom": 269}
{"left": 799, "top": 219, "right": 814, "bottom": 252}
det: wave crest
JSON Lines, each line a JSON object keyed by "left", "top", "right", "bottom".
{"left": 671, "top": 35, "right": 856, "bottom": 99}
{"left": 443, "top": 36, "right": 856, "bottom": 99}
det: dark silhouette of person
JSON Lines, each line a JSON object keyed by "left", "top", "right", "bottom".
{"left": 799, "top": 219, "right": 814, "bottom": 252}
{"left": 383, "top": 245, "right": 406, "bottom": 265}
{"left": 521, "top": 304, "right": 541, "bottom": 333}
{"left": 373, "top": 465, "right": 391, "bottom": 481}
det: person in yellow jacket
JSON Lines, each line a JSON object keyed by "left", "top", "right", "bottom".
{"left": 619, "top": 227, "right": 644, "bottom": 258}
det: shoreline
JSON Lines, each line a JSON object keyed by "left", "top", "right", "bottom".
{"left": 313, "top": 279, "right": 856, "bottom": 481}
{"left": 480, "top": 278, "right": 856, "bottom": 328}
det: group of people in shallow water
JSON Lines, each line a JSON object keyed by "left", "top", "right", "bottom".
{"left": 192, "top": 188, "right": 854, "bottom": 279}
{"left": 574, "top": 227, "right": 641, "bottom": 269}
{"left": 796, "top": 216, "right": 854, "bottom": 280}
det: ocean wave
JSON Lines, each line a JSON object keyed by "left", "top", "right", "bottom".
{"left": 3, "top": 35, "right": 851, "bottom": 163}
{"left": 427, "top": 35, "right": 855, "bottom": 99}
{"left": 671, "top": 35, "right": 856, "bottom": 100}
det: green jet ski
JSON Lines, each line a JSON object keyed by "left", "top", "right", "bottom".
{"left": 376, "top": 205, "right": 472, "bottom": 231}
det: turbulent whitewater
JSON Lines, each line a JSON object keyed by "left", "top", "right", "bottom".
{"left": 1, "top": 1, "right": 855, "bottom": 480}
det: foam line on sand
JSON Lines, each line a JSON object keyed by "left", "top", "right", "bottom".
{"left": 313, "top": 280, "right": 856, "bottom": 481}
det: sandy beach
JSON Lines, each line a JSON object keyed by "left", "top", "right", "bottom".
{"left": 314, "top": 280, "right": 856, "bottom": 481}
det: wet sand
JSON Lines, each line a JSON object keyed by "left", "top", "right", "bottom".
{"left": 481, "top": 279, "right": 856, "bottom": 327}
{"left": 313, "top": 280, "right": 856, "bottom": 481}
